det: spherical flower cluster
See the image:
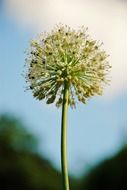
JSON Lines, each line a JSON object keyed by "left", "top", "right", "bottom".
{"left": 25, "top": 24, "right": 111, "bottom": 108}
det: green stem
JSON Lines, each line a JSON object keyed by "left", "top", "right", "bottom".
{"left": 61, "top": 81, "right": 69, "bottom": 190}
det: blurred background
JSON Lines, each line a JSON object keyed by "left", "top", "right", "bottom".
{"left": 0, "top": 0, "right": 127, "bottom": 189}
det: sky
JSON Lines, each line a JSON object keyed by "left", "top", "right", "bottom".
{"left": 0, "top": 0, "right": 127, "bottom": 176}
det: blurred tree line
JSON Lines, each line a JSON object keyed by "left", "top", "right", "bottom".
{"left": 0, "top": 114, "right": 127, "bottom": 190}
{"left": 0, "top": 114, "right": 78, "bottom": 190}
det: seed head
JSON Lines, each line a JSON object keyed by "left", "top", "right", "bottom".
{"left": 25, "top": 24, "right": 111, "bottom": 108}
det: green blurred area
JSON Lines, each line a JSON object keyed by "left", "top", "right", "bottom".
{"left": 0, "top": 114, "right": 78, "bottom": 190}
{"left": 81, "top": 145, "right": 127, "bottom": 190}
{"left": 0, "top": 114, "right": 127, "bottom": 190}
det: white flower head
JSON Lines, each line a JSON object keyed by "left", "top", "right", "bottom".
{"left": 25, "top": 24, "right": 111, "bottom": 108}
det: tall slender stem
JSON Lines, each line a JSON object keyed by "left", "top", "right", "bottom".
{"left": 61, "top": 81, "right": 69, "bottom": 190}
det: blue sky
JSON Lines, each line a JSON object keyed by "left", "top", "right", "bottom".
{"left": 1, "top": 0, "right": 127, "bottom": 176}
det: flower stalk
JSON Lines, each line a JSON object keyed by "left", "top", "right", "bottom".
{"left": 61, "top": 81, "right": 69, "bottom": 190}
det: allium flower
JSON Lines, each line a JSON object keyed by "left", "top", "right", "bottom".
{"left": 25, "top": 24, "right": 111, "bottom": 190}
{"left": 25, "top": 24, "right": 111, "bottom": 108}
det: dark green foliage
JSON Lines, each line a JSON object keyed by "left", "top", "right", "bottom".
{"left": 81, "top": 146, "right": 127, "bottom": 190}
{"left": 0, "top": 114, "right": 78, "bottom": 190}
{"left": 0, "top": 114, "right": 38, "bottom": 152}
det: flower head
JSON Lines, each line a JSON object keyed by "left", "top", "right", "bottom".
{"left": 25, "top": 24, "right": 111, "bottom": 108}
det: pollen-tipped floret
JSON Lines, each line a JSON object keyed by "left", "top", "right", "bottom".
{"left": 25, "top": 24, "right": 111, "bottom": 108}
